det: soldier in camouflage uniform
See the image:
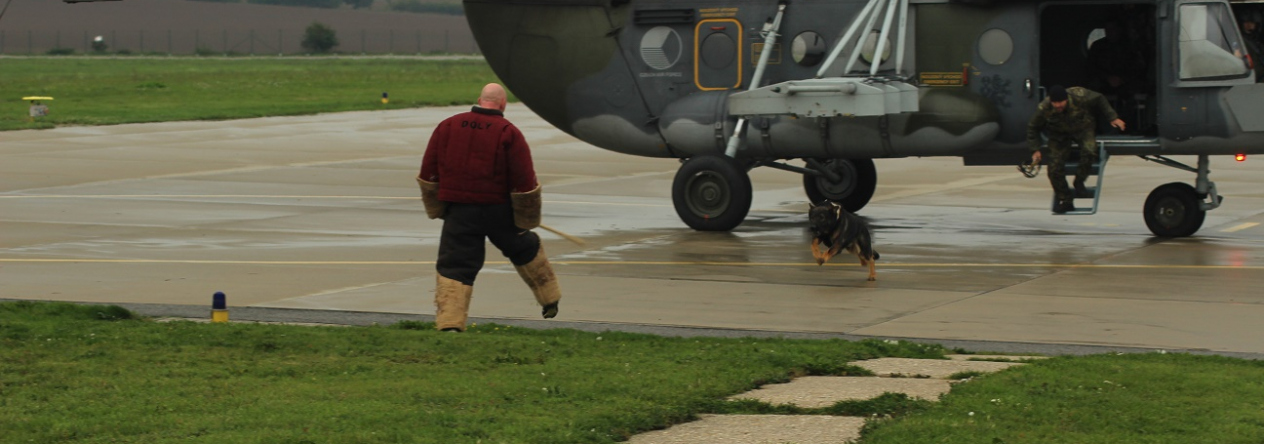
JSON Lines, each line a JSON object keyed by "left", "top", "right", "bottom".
{"left": 1028, "top": 85, "right": 1126, "bottom": 213}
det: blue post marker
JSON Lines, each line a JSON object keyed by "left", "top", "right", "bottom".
{"left": 381, "top": 92, "right": 389, "bottom": 104}
{"left": 211, "top": 291, "right": 228, "bottom": 323}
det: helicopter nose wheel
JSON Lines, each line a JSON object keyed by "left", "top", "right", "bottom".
{"left": 671, "top": 155, "right": 753, "bottom": 231}
{"left": 803, "top": 158, "right": 877, "bottom": 212}
{"left": 1143, "top": 182, "right": 1206, "bottom": 237}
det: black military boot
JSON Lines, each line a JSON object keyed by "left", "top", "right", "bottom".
{"left": 1053, "top": 200, "right": 1075, "bottom": 214}
{"left": 1073, "top": 181, "right": 1093, "bottom": 198}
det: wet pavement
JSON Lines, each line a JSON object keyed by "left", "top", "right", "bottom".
{"left": 3, "top": 104, "right": 1264, "bottom": 357}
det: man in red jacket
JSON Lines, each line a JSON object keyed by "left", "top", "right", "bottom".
{"left": 416, "top": 83, "right": 560, "bottom": 332}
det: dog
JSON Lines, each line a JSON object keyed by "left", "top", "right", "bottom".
{"left": 808, "top": 201, "right": 880, "bottom": 281}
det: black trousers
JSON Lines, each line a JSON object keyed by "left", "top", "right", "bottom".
{"left": 437, "top": 202, "right": 541, "bottom": 286}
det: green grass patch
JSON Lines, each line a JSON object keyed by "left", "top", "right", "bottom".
{"left": 713, "top": 392, "right": 935, "bottom": 418}
{"left": 0, "top": 57, "right": 502, "bottom": 131}
{"left": 0, "top": 301, "right": 944, "bottom": 443}
{"left": 858, "top": 354, "right": 1264, "bottom": 444}
{"left": 6, "top": 301, "right": 1264, "bottom": 443}
{"left": 947, "top": 370, "right": 987, "bottom": 380}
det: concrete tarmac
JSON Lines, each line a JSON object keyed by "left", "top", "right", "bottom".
{"left": 4, "top": 105, "right": 1264, "bottom": 358}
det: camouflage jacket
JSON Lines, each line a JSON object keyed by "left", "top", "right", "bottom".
{"left": 1026, "top": 87, "right": 1119, "bottom": 152}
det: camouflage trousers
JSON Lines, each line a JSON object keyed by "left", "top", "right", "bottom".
{"left": 1045, "top": 131, "right": 1097, "bottom": 203}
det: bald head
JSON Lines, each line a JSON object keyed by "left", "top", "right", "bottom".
{"left": 477, "top": 83, "right": 507, "bottom": 111}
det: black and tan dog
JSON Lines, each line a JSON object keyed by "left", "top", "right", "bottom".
{"left": 809, "top": 201, "right": 880, "bottom": 281}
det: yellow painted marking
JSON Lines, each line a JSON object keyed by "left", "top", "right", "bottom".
{"left": 1221, "top": 222, "right": 1260, "bottom": 233}
{"left": 1, "top": 258, "right": 1262, "bottom": 270}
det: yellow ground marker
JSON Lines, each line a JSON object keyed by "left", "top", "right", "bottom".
{"left": 1221, "top": 222, "right": 1260, "bottom": 233}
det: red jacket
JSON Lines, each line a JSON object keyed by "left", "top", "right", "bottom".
{"left": 419, "top": 107, "right": 538, "bottom": 204}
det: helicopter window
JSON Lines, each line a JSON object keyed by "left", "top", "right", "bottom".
{"left": 792, "top": 31, "right": 827, "bottom": 66}
{"left": 1086, "top": 28, "right": 1106, "bottom": 53}
{"left": 860, "top": 30, "right": 892, "bottom": 65}
{"left": 701, "top": 32, "right": 737, "bottom": 69}
{"left": 1178, "top": 3, "right": 1251, "bottom": 80}
{"left": 978, "top": 28, "right": 1014, "bottom": 65}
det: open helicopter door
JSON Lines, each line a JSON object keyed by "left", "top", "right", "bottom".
{"left": 1036, "top": 2, "right": 1162, "bottom": 214}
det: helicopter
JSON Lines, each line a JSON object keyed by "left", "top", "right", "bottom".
{"left": 461, "top": 0, "right": 1264, "bottom": 237}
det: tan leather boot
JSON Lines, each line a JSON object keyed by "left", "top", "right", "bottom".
{"left": 434, "top": 275, "right": 472, "bottom": 331}
{"left": 514, "top": 246, "right": 561, "bottom": 318}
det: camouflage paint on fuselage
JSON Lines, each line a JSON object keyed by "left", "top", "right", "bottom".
{"left": 465, "top": 0, "right": 1264, "bottom": 164}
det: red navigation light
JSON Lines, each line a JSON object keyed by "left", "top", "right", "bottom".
{"left": 1236, "top": 154, "right": 1247, "bottom": 162}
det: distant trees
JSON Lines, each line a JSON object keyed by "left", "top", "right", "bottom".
{"left": 189, "top": 0, "right": 350, "bottom": 7}
{"left": 389, "top": 0, "right": 463, "bottom": 15}
{"left": 301, "top": 22, "right": 340, "bottom": 54}
{"left": 183, "top": 0, "right": 465, "bottom": 15}
{"left": 250, "top": 0, "right": 342, "bottom": 7}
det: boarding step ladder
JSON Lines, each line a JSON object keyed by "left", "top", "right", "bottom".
{"left": 723, "top": 0, "right": 917, "bottom": 157}
{"left": 1052, "top": 137, "right": 1158, "bottom": 215}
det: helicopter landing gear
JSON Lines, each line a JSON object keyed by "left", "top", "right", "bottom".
{"left": 1143, "top": 183, "right": 1206, "bottom": 238}
{"left": 1138, "top": 154, "right": 1221, "bottom": 238}
{"left": 671, "top": 155, "right": 753, "bottom": 231}
{"left": 803, "top": 158, "right": 876, "bottom": 212}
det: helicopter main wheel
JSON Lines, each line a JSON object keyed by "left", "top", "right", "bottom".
{"left": 1143, "top": 182, "right": 1206, "bottom": 237}
{"left": 803, "top": 158, "right": 877, "bottom": 212}
{"left": 671, "top": 155, "right": 753, "bottom": 231}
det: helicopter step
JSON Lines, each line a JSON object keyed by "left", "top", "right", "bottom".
{"left": 1054, "top": 144, "right": 1109, "bottom": 216}
{"left": 1052, "top": 137, "right": 1160, "bottom": 215}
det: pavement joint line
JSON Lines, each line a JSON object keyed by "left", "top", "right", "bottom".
{"left": 8, "top": 298, "right": 1263, "bottom": 360}
{"left": 1, "top": 258, "right": 1263, "bottom": 270}
{"left": 0, "top": 196, "right": 672, "bottom": 207}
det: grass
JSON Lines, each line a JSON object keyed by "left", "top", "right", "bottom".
{"left": 0, "top": 57, "right": 504, "bottom": 131}
{"left": 0, "top": 301, "right": 945, "bottom": 444}
{"left": 859, "top": 353, "right": 1264, "bottom": 444}
{"left": 5, "top": 301, "right": 1263, "bottom": 444}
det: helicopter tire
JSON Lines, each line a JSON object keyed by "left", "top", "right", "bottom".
{"left": 1143, "top": 182, "right": 1205, "bottom": 238}
{"left": 671, "top": 155, "right": 753, "bottom": 231}
{"left": 803, "top": 158, "right": 876, "bottom": 213}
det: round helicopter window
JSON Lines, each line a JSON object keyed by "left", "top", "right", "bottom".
{"left": 792, "top": 31, "right": 827, "bottom": 66}
{"left": 860, "top": 30, "right": 892, "bottom": 65}
{"left": 1085, "top": 28, "right": 1106, "bottom": 54}
{"left": 978, "top": 28, "right": 1014, "bottom": 65}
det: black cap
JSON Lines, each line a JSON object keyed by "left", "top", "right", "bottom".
{"left": 1048, "top": 85, "right": 1068, "bottom": 102}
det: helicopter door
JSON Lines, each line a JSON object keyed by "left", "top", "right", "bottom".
{"left": 1159, "top": 1, "right": 1255, "bottom": 140}
{"left": 695, "top": 18, "right": 743, "bottom": 90}
{"left": 1039, "top": 3, "right": 1160, "bottom": 136}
